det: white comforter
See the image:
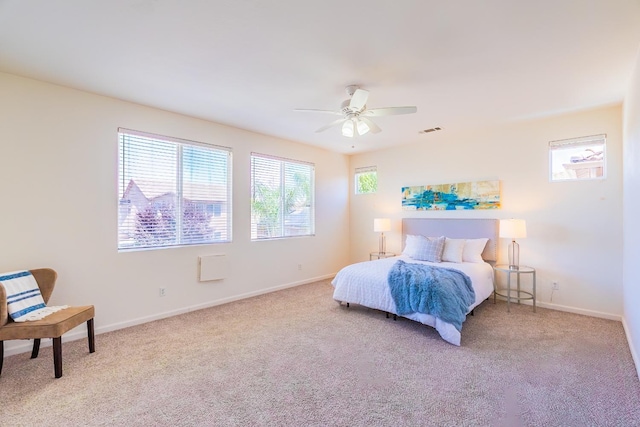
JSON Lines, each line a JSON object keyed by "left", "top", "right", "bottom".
{"left": 331, "top": 255, "right": 494, "bottom": 346}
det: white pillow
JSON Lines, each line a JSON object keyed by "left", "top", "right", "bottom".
{"left": 462, "top": 238, "right": 489, "bottom": 263}
{"left": 442, "top": 238, "right": 466, "bottom": 263}
{"left": 402, "top": 234, "right": 422, "bottom": 258}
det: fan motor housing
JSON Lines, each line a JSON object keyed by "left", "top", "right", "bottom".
{"left": 341, "top": 99, "right": 363, "bottom": 115}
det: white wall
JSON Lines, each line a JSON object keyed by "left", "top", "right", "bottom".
{"left": 350, "top": 105, "right": 623, "bottom": 318}
{"left": 623, "top": 47, "right": 640, "bottom": 377}
{"left": 0, "top": 72, "right": 350, "bottom": 355}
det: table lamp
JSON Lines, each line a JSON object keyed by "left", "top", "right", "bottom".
{"left": 373, "top": 218, "right": 391, "bottom": 255}
{"left": 499, "top": 219, "right": 527, "bottom": 270}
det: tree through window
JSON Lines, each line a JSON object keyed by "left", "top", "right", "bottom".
{"left": 250, "top": 153, "right": 314, "bottom": 240}
{"left": 355, "top": 166, "right": 377, "bottom": 194}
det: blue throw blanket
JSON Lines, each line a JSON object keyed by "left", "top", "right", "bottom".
{"left": 387, "top": 260, "right": 475, "bottom": 332}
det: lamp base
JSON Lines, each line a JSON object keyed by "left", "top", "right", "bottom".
{"left": 379, "top": 233, "right": 386, "bottom": 255}
{"left": 508, "top": 240, "right": 520, "bottom": 270}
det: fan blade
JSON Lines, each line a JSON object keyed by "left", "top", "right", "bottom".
{"left": 349, "top": 89, "right": 369, "bottom": 111}
{"left": 316, "top": 117, "right": 347, "bottom": 133}
{"left": 362, "top": 106, "right": 417, "bottom": 117}
{"left": 359, "top": 117, "right": 381, "bottom": 134}
{"left": 294, "top": 108, "right": 342, "bottom": 115}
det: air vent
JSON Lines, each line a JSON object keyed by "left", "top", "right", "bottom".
{"left": 419, "top": 127, "right": 442, "bottom": 134}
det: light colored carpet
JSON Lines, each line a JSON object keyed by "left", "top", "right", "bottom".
{"left": 1, "top": 279, "right": 639, "bottom": 426}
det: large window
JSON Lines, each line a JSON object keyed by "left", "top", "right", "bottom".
{"left": 118, "top": 128, "right": 232, "bottom": 250}
{"left": 355, "top": 166, "right": 377, "bottom": 194}
{"left": 549, "top": 134, "right": 606, "bottom": 182}
{"left": 251, "top": 153, "right": 314, "bottom": 240}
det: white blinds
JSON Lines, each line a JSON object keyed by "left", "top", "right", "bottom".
{"left": 549, "top": 134, "right": 606, "bottom": 150}
{"left": 118, "top": 128, "right": 232, "bottom": 250}
{"left": 250, "top": 153, "right": 315, "bottom": 240}
{"left": 354, "top": 166, "right": 377, "bottom": 174}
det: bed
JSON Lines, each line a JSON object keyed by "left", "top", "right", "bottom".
{"left": 331, "top": 218, "right": 498, "bottom": 346}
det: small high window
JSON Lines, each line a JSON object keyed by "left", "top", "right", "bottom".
{"left": 355, "top": 166, "right": 378, "bottom": 194}
{"left": 549, "top": 134, "right": 606, "bottom": 182}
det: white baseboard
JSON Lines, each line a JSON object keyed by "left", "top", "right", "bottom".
{"left": 534, "top": 300, "right": 622, "bottom": 321}
{"left": 492, "top": 295, "right": 621, "bottom": 321}
{"left": 622, "top": 317, "right": 640, "bottom": 380}
{"left": 2, "top": 273, "right": 335, "bottom": 357}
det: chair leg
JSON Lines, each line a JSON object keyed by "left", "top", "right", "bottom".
{"left": 87, "top": 318, "right": 95, "bottom": 353}
{"left": 53, "top": 337, "right": 63, "bottom": 378}
{"left": 31, "top": 339, "right": 41, "bottom": 359}
{"left": 1, "top": 341, "right": 4, "bottom": 376}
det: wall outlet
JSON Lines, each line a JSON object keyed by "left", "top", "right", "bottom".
{"left": 159, "top": 287, "right": 166, "bottom": 297}
{"left": 552, "top": 281, "right": 560, "bottom": 291}
{"left": 297, "top": 264, "right": 302, "bottom": 271}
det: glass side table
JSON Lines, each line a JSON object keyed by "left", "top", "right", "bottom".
{"left": 493, "top": 264, "right": 536, "bottom": 312}
{"left": 370, "top": 252, "right": 396, "bottom": 260}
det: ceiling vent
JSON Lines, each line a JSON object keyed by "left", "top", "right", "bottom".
{"left": 419, "top": 127, "right": 442, "bottom": 134}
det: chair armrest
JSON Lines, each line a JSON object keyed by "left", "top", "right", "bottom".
{"left": 0, "top": 283, "right": 8, "bottom": 327}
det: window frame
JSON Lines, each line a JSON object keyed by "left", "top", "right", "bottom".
{"left": 250, "top": 152, "right": 315, "bottom": 241}
{"left": 355, "top": 166, "right": 378, "bottom": 194}
{"left": 117, "top": 128, "right": 233, "bottom": 251}
{"left": 549, "top": 134, "right": 606, "bottom": 182}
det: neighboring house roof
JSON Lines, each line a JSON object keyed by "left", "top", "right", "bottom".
{"left": 120, "top": 179, "right": 227, "bottom": 204}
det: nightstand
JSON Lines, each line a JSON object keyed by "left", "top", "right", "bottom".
{"left": 370, "top": 252, "right": 396, "bottom": 260}
{"left": 493, "top": 265, "right": 536, "bottom": 312}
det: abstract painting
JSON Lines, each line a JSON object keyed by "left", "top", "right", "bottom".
{"left": 402, "top": 180, "right": 500, "bottom": 210}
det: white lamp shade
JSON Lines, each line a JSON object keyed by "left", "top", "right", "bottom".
{"left": 374, "top": 218, "right": 391, "bottom": 233}
{"left": 499, "top": 219, "right": 527, "bottom": 239}
{"left": 342, "top": 120, "right": 355, "bottom": 137}
{"left": 356, "top": 119, "right": 370, "bottom": 136}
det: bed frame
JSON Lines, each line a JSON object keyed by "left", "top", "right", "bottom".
{"left": 402, "top": 218, "right": 499, "bottom": 262}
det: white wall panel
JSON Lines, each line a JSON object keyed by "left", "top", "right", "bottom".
{"left": 623, "top": 46, "right": 640, "bottom": 377}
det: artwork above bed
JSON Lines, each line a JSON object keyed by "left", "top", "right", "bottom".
{"left": 401, "top": 180, "right": 500, "bottom": 211}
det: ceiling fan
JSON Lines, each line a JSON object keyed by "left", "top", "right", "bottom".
{"left": 295, "top": 85, "right": 417, "bottom": 138}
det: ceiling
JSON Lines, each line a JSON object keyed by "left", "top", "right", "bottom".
{"left": 1, "top": 0, "right": 640, "bottom": 154}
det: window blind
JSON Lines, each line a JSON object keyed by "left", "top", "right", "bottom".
{"left": 549, "top": 134, "right": 606, "bottom": 150}
{"left": 354, "top": 166, "right": 377, "bottom": 174}
{"left": 118, "top": 128, "right": 232, "bottom": 250}
{"left": 250, "top": 153, "right": 315, "bottom": 240}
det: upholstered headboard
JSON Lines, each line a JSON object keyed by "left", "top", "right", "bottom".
{"left": 402, "top": 218, "right": 499, "bottom": 262}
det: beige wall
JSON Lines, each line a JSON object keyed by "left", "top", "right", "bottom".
{"left": 0, "top": 72, "right": 351, "bottom": 355}
{"left": 623, "top": 46, "right": 640, "bottom": 376}
{"left": 350, "top": 105, "right": 623, "bottom": 318}
{"left": 2, "top": 67, "right": 635, "bottom": 369}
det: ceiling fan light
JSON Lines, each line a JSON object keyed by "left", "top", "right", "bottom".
{"left": 356, "top": 119, "right": 370, "bottom": 136}
{"left": 342, "top": 119, "right": 354, "bottom": 137}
